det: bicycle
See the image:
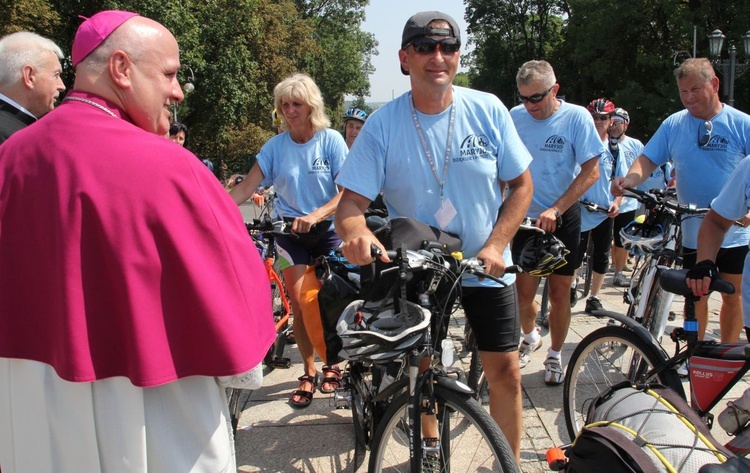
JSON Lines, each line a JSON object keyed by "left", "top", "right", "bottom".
{"left": 334, "top": 246, "right": 520, "bottom": 472}
{"left": 562, "top": 268, "right": 746, "bottom": 451}
{"left": 227, "top": 218, "right": 294, "bottom": 434}
{"left": 618, "top": 187, "right": 707, "bottom": 341}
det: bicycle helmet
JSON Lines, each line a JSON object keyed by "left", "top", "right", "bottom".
{"left": 517, "top": 233, "right": 570, "bottom": 276}
{"left": 587, "top": 98, "right": 615, "bottom": 116}
{"left": 336, "top": 299, "right": 430, "bottom": 362}
{"left": 612, "top": 107, "right": 630, "bottom": 124}
{"left": 619, "top": 221, "right": 666, "bottom": 256}
{"left": 343, "top": 108, "right": 368, "bottom": 124}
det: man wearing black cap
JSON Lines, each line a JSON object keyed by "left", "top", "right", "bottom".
{"left": 335, "top": 11, "right": 533, "bottom": 462}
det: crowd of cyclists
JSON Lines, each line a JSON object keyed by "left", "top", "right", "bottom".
{"left": 229, "top": 15, "right": 750, "bottom": 469}
{"left": 3, "top": 6, "right": 750, "bottom": 472}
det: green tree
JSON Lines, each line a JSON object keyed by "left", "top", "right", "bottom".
{"left": 465, "top": 0, "right": 567, "bottom": 105}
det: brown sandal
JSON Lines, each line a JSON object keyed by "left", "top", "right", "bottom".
{"left": 319, "top": 365, "right": 342, "bottom": 394}
{"left": 290, "top": 373, "right": 319, "bottom": 409}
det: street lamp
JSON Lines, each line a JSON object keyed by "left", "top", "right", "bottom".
{"left": 707, "top": 29, "right": 750, "bottom": 107}
{"left": 172, "top": 67, "right": 196, "bottom": 122}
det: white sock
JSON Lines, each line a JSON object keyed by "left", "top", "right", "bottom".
{"left": 523, "top": 330, "right": 541, "bottom": 346}
{"left": 547, "top": 349, "right": 561, "bottom": 360}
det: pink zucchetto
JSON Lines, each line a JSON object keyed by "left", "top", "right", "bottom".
{"left": 71, "top": 10, "right": 139, "bottom": 67}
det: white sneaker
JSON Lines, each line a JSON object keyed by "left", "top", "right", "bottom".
{"left": 677, "top": 362, "right": 689, "bottom": 378}
{"left": 518, "top": 338, "right": 543, "bottom": 369}
{"left": 544, "top": 357, "right": 565, "bottom": 385}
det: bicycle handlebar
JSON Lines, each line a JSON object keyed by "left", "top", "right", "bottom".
{"left": 623, "top": 188, "right": 708, "bottom": 216}
{"left": 371, "top": 245, "right": 513, "bottom": 286}
{"left": 580, "top": 200, "right": 610, "bottom": 214}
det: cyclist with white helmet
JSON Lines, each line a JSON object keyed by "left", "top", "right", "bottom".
{"left": 342, "top": 107, "right": 367, "bottom": 148}
{"left": 577, "top": 99, "right": 628, "bottom": 314}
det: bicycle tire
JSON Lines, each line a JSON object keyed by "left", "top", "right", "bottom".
{"left": 368, "top": 385, "right": 519, "bottom": 472}
{"left": 350, "top": 363, "right": 388, "bottom": 448}
{"left": 562, "top": 325, "right": 682, "bottom": 441}
{"left": 227, "top": 387, "right": 251, "bottom": 435}
{"left": 539, "top": 277, "right": 549, "bottom": 327}
{"left": 640, "top": 268, "right": 673, "bottom": 341}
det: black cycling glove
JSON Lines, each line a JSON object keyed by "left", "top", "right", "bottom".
{"left": 686, "top": 259, "right": 719, "bottom": 282}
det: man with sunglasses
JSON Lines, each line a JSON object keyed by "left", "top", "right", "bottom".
{"left": 510, "top": 60, "right": 604, "bottom": 386}
{"left": 612, "top": 57, "right": 750, "bottom": 344}
{"left": 334, "top": 11, "right": 533, "bottom": 463}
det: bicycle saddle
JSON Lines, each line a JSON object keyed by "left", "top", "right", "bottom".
{"left": 659, "top": 269, "right": 735, "bottom": 296}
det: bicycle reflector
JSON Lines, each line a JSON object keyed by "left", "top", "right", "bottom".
{"left": 518, "top": 233, "right": 570, "bottom": 277}
{"left": 620, "top": 221, "right": 666, "bottom": 256}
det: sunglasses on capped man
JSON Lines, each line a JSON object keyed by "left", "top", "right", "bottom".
{"left": 409, "top": 37, "right": 461, "bottom": 54}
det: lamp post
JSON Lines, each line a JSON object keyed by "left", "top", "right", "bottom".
{"left": 172, "top": 66, "right": 196, "bottom": 122}
{"left": 706, "top": 29, "right": 750, "bottom": 107}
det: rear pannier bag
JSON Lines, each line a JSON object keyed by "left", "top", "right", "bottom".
{"left": 565, "top": 382, "right": 732, "bottom": 473}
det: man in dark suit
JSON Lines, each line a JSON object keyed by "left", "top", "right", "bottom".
{"left": 0, "top": 31, "right": 65, "bottom": 144}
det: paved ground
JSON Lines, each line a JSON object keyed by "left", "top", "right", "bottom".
{"left": 234, "top": 202, "right": 744, "bottom": 472}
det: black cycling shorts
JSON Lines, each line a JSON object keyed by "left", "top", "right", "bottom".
{"left": 461, "top": 284, "right": 520, "bottom": 352}
{"left": 682, "top": 245, "right": 748, "bottom": 275}
{"left": 511, "top": 202, "right": 581, "bottom": 277}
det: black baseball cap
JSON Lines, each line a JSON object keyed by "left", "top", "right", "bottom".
{"left": 400, "top": 11, "right": 461, "bottom": 75}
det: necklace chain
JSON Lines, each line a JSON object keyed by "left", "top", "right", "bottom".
{"left": 62, "top": 96, "right": 117, "bottom": 118}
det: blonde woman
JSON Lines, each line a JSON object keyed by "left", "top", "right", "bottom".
{"left": 231, "top": 73, "right": 347, "bottom": 408}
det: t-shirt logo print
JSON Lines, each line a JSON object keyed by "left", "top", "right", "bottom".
{"left": 701, "top": 134, "right": 729, "bottom": 151}
{"left": 542, "top": 135, "right": 566, "bottom": 153}
{"left": 456, "top": 134, "right": 492, "bottom": 162}
{"left": 311, "top": 157, "right": 331, "bottom": 173}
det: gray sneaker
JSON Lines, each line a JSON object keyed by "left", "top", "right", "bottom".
{"left": 612, "top": 272, "right": 629, "bottom": 287}
{"left": 544, "top": 357, "right": 565, "bottom": 385}
{"left": 518, "top": 338, "right": 543, "bottom": 369}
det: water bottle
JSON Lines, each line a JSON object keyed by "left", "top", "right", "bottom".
{"left": 441, "top": 337, "right": 454, "bottom": 367}
{"left": 719, "top": 387, "right": 750, "bottom": 435}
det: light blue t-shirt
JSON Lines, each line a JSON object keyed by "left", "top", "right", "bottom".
{"left": 257, "top": 128, "right": 347, "bottom": 220}
{"left": 336, "top": 86, "right": 532, "bottom": 287}
{"left": 642, "top": 105, "right": 750, "bottom": 248}
{"left": 580, "top": 139, "right": 628, "bottom": 231}
{"left": 510, "top": 100, "right": 607, "bottom": 217}
{"left": 617, "top": 135, "right": 646, "bottom": 213}
{"left": 709, "top": 155, "right": 750, "bottom": 324}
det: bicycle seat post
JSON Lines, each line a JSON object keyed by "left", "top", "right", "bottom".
{"left": 683, "top": 294, "right": 700, "bottom": 343}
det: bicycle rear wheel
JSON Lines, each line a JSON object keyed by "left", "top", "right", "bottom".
{"left": 562, "top": 325, "right": 682, "bottom": 441}
{"left": 368, "top": 385, "right": 519, "bottom": 472}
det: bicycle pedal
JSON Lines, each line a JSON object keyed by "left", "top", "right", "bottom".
{"left": 268, "top": 357, "right": 291, "bottom": 369}
{"left": 332, "top": 388, "right": 351, "bottom": 409}
{"left": 422, "top": 437, "right": 441, "bottom": 453}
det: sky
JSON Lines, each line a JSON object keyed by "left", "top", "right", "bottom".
{"left": 358, "top": 0, "right": 471, "bottom": 103}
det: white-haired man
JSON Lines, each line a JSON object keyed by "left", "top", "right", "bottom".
{"left": 0, "top": 31, "right": 65, "bottom": 144}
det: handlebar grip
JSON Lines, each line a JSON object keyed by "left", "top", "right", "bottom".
{"left": 505, "top": 265, "right": 519, "bottom": 274}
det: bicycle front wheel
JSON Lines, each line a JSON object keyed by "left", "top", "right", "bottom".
{"left": 368, "top": 385, "right": 519, "bottom": 472}
{"left": 562, "top": 325, "right": 681, "bottom": 441}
